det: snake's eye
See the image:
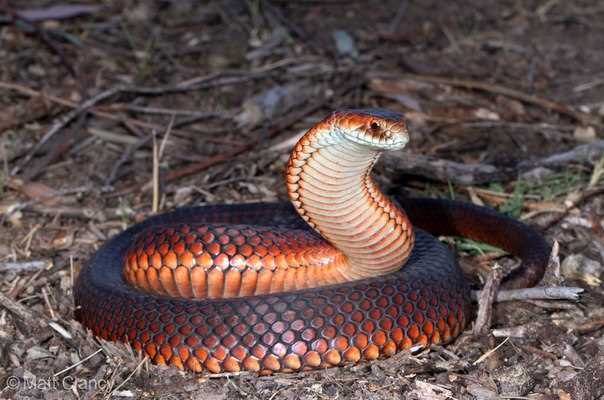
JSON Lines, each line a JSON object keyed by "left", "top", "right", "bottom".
{"left": 370, "top": 122, "right": 380, "bottom": 130}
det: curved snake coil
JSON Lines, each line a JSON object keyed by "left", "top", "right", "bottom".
{"left": 74, "top": 109, "right": 550, "bottom": 374}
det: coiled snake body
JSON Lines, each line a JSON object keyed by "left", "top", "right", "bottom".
{"left": 74, "top": 109, "right": 550, "bottom": 374}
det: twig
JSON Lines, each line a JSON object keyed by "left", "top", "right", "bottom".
{"left": 106, "top": 357, "right": 147, "bottom": 399}
{"left": 12, "top": 87, "right": 120, "bottom": 174}
{"left": 473, "top": 263, "right": 504, "bottom": 336}
{"left": 0, "top": 290, "right": 44, "bottom": 329}
{"left": 115, "top": 76, "right": 364, "bottom": 195}
{"left": 383, "top": 151, "right": 507, "bottom": 186}
{"left": 105, "top": 135, "right": 153, "bottom": 186}
{"left": 543, "top": 186, "right": 604, "bottom": 230}
{"left": 152, "top": 131, "right": 159, "bottom": 213}
{"left": 472, "top": 337, "right": 509, "bottom": 366}
{"left": 472, "top": 286, "right": 584, "bottom": 302}
{"left": 54, "top": 348, "right": 103, "bottom": 377}
{"left": 400, "top": 73, "right": 598, "bottom": 125}
{"left": 0, "top": 260, "right": 51, "bottom": 273}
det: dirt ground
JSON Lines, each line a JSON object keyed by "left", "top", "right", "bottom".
{"left": 1, "top": 1, "right": 604, "bottom": 399}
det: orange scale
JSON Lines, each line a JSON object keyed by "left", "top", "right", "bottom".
{"left": 224, "top": 270, "right": 242, "bottom": 297}
{"left": 223, "top": 244, "right": 237, "bottom": 257}
{"left": 312, "top": 338, "right": 328, "bottom": 353}
{"left": 174, "top": 266, "right": 193, "bottom": 298}
{"left": 150, "top": 252, "right": 162, "bottom": 269}
{"left": 285, "top": 253, "right": 298, "bottom": 267}
{"left": 213, "top": 345, "right": 227, "bottom": 361}
{"left": 223, "top": 356, "right": 241, "bottom": 373}
{"left": 274, "top": 254, "right": 288, "bottom": 269}
{"left": 417, "top": 335, "right": 429, "bottom": 346}
{"left": 179, "top": 251, "right": 194, "bottom": 269}
{"left": 173, "top": 241, "right": 185, "bottom": 255}
{"left": 178, "top": 346, "right": 190, "bottom": 361}
{"left": 383, "top": 340, "right": 397, "bottom": 356}
{"left": 159, "top": 266, "right": 179, "bottom": 297}
{"left": 292, "top": 341, "right": 308, "bottom": 355}
{"left": 423, "top": 321, "right": 434, "bottom": 336}
{"left": 160, "top": 344, "right": 173, "bottom": 360}
{"left": 303, "top": 351, "right": 321, "bottom": 367}
{"left": 239, "top": 244, "right": 253, "bottom": 258}
{"left": 207, "top": 268, "right": 225, "bottom": 298}
{"left": 240, "top": 269, "right": 258, "bottom": 296}
{"left": 363, "top": 344, "right": 379, "bottom": 360}
{"left": 213, "top": 254, "right": 230, "bottom": 270}
{"left": 194, "top": 348, "right": 208, "bottom": 362}
{"left": 334, "top": 336, "right": 349, "bottom": 352}
{"left": 255, "top": 245, "right": 268, "bottom": 257}
{"left": 230, "top": 254, "right": 247, "bottom": 270}
{"left": 372, "top": 331, "right": 387, "bottom": 346}
{"left": 135, "top": 268, "right": 149, "bottom": 291}
{"left": 196, "top": 226, "right": 208, "bottom": 235}
{"left": 243, "top": 356, "right": 260, "bottom": 372}
{"left": 186, "top": 356, "right": 202, "bottom": 372}
{"left": 195, "top": 252, "right": 213, "bottom": 269}
{"left": 163, "top": 251, "right": 177, "bottom": 269}
{"left": 190, "top": 242, "right": 203, "bottom": 255}
{"left": 263, "top": 354, "right": 281, "bottom": 372}
{"left": 185, "top": 336, "right": 198, "bottom": 347}
{"left": 144, "top": 243, "right": 156, "bottom": 256}
{"left": 248, "top": 255, "right": 263, "bottom": 271}
{"left": 431, "top": 331, "right": 441, "bottom": 345}
{"left": 262, "top": 255, "right": 276, "bottom": 270}
{"left": 147, "top": 267, "right": 162, "bottom": 293}
{"left": 354, "top": 333, "right": 368, "bottom": 349}
{"left": 268, "top": 245, "right": 281, "bottom": 256}
{"left": 249, "top": 235, "right": 261, "bottom": 246}
{"left": 391, "top": 327, "right": 404, "bottom": 343}
{"left": 251, "top": 344, "right": 267, "bottom": 359}
{"left": 231, "top": 345, "right": 248, "bottom": 361}
{"left": 407, "top": 324, "right": 420, "bottom": 340}
{"left": 232, "top": 235, "right": 245, "bottom": 246}
{"left": 144, "top": 343, "right": 157, "bottom": 359}
{"left": 284, "top": 354, "right": 301, "bottom": 370}
{"left": 207, "top": 242, "right": 221, "bottom": 256}
{"left": 184, "top": 233, "right": 196, "bottom": 244}
{"left": 325, "top": 349, "right": 341, "bottom": 365}
{"left": 202, "top": 232, "right": 215, "bottom": 244}
{"left": 343, "top": 347, "right": 361, "bottom": 363}
{"left": 204, "top": 357, "right": 221, "bottom": 373}
{"left": 153, "top": 354, "right": 166, "bottom": 366}
{"left": 190, "top": 266, "right": 207, "bottom": 298}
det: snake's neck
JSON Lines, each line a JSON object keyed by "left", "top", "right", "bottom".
{"left": 286, "top": 122, "right": 414, "bottom": 281}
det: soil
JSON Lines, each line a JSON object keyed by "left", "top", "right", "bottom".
{"left": 1, "top": 1, "right": 604, "bottom": 399}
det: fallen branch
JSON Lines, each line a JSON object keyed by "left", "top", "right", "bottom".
{"left": 383, "top": 140, "right": 604, "bottom": 186}
{"left": 0, "top": 290, "right": 45, "bottom": 329}
{"left": 0, "top": 260, "right": 51, "bottom": 273}
{"left": 473, "top": 263, "right": 504, "bottom": 336}
{"left": 472, "top": 286, "right": 584, "bottom": 302}
{"left": 382, "top": 152, "right": 507, "bottom": 185}
{"left": 399, "top": 73, "right": 598, "bottom": 125}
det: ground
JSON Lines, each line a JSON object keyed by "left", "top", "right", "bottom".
{"left": 1, "top": 1, "right": 604, "bottom": 399}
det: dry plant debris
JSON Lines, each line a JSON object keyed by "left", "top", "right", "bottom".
{"left": 1, "top": 1, "right": 603, "bottom": 399}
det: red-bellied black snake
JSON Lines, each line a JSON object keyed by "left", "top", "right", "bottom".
{"left": 74, "top": 109, "right": 550, "bottom": 374}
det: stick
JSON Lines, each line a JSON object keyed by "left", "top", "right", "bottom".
{"left": 472, "top": 286, "right": 584, "bottom": 302}
{"left": 399, "top": 73, "right": 598, "bottom": 125}
{"left": 473, "top": 263, "right": 504, "bottom": 336}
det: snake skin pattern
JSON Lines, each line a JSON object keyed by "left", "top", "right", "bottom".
{"left": 75, "top": 204, "right": 470, "bottom": 373}
{"left": 74, "top": 110, "right": 550, "bottom": 373}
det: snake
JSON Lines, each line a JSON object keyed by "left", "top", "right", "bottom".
{"left": 74, "top": 109, "right": 550, "bottom": 374}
